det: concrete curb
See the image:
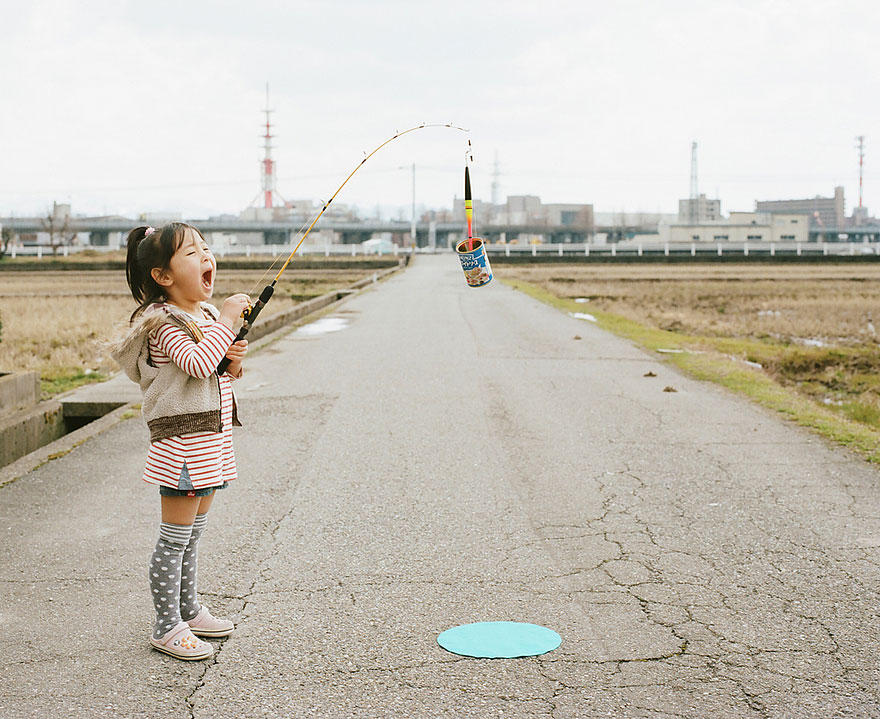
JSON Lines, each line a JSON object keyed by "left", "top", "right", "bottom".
{"left": 0, "top": 259, "right": 405, "bottom": 488}
{"left": 0, "top": 402, "right": 137, "bottom": 488}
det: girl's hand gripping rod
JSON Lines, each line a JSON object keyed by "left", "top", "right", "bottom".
{"left": 216, "top": 285, "right": 274, "bottom": 375}
{"left": 216, "top": 122, "right": 469, "bottom": 376}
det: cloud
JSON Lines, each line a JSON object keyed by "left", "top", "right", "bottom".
{"left": 2, "top": 0, "right": 880, "bottom": 217}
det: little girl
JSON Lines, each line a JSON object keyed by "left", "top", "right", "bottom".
{"left": 112, "top": 222, "right": 251, "bottom": 661}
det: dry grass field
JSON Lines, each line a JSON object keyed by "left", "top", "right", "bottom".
{"left": 497, "top": 262, "right": 880, "bottom": 434}
{"left": 498, "top": 263, "right": 880, "bottom": 344}
{"left": 0, "top": 266, "right": 377, "bottom": 396}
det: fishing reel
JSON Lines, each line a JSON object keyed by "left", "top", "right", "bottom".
{"left": 240, "top": 285, "right": 274, "bottom": 326}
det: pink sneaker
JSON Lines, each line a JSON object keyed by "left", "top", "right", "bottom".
{"left": 150, "top": 622, "right": 213, "bottom": 661}
{"left": 185, "top": 605, "right": 235, "bottom": 638}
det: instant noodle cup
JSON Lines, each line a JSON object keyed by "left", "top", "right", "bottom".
{"left": 455, "top": 237, "right": 493, "bottom": 288}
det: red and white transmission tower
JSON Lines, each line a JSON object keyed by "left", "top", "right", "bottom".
{"left": 253, "top": 83, "right": 285, "bottom": 209}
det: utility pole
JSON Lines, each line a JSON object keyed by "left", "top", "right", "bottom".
{"left": 689, "top": 141, "right": 699, "bottom": 222}
{"left": 856, "top": 135, "right": 866, "bottom": 208}
{"left": 411, "top": 162, "right": 416, "bottom": 248}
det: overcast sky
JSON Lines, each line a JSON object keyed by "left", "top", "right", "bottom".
{"left": 1, "top": 0, "right": 878, "bottom": 220}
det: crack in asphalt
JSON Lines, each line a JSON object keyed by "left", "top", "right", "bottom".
{"left": 480, "top": 376, "right": 880, "bottom": 716}
{"left": 184, "top": 398, "right": 336, "bottom": 719}
{"left": 186, "top": 371, "right": 880, "bottom": 717}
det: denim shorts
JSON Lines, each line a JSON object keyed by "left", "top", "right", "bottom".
{"left": 159, "top": 482, "right": 229, "bottom": 497}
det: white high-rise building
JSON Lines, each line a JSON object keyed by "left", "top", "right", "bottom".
{"left": 678, "top": 194, "right": 721, "bottom": 223}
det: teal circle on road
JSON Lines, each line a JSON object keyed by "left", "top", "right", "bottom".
{"left": 437, "top": 621, "right": 561, "bottom": 658}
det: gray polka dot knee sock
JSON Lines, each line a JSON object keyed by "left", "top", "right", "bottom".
{"left": 150, "top": 522, "right": 193, "bottom": 640}
{"left": 180, "top": 512, "right": 208, "bottom": 622}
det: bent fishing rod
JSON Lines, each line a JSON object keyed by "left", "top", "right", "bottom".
{"left": 217, "top": 122, "right": 469, "bottom": 375}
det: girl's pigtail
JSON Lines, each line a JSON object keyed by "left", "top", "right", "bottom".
{"left": 125, "top": 226, "right": 150, "bottom": 305}
{"left": 125, "top": 225, "right": 164, "bottom": 322}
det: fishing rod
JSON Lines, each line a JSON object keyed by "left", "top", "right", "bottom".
{"left": 217, "top": 122, "right": 469, "bottom": 375}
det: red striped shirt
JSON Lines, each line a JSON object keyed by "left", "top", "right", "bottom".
{"left": 150, "top": 321, "right": 236, "bottom": 378}
{"left": 142, "top": 308, "right": 238, "bottom": 490}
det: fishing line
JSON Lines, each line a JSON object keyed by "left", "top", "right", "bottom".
{"left": 242, "top": 212, "right": 316, "bottom": 298}
{"left": 217, "top": 122, "right": 469, "bottom": 375}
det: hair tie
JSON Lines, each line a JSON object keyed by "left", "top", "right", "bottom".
{"left": 144, "top": 226, "right": 155, "bottom": 238}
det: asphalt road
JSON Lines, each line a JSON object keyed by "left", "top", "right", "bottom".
{"left": 2, "top": 254, "right": 880, "bottom": 718}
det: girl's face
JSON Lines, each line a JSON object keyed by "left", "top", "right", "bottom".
{"left": 154, "top": 228, "right": 216, "bottom": 306}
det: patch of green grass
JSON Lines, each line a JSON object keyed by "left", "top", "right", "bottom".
{"left": 503, "top": 277, "right": 880, "bottom": 463}
{"left": 842, "top": 401, "right": 880, "bottom": 427}
{"left": 850, "top": 372, "right": 880, "bottom": 388}
{"left": 46, "top": 448, "right": 73, "bottom": 461}
{"left": 41, "top": 368, "right": 107, "bottom": 398}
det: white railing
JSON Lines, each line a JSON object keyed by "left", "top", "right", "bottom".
{"left": 4, "top": 241, "right": 880, "bottom": 259}
{"left": 2, "top": 243, "right": 419, "bottom": 259}
{"left": 483, "top": 241, "right": 879, "bottom": 257}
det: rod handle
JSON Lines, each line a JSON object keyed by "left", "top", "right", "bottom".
{"left": 217, "top": 326, "right": 249, "bottom": 375}
{"left": 216, "top": 285, "right": 274, "bottom": 375}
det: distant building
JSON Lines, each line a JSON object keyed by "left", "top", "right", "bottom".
{"left": 543, "top": 203, "right": 594, "bottom": 229}
{"left": 503, "top": 195, "right": 543, "bottom": 224}
{"left": 453, "top": 195, "right": 593, "bottom": 230}
{"left": 850, "top": 205, "right": 874, "bottom": 227}
{"left": 452, "top": 197, "right": 497, "bottom": 225}
{"left": 756, "top": 186, "right": 845, "bottom": 228}
{"left": 667, "top": 212, "right": 809, "bottom": 244}
{"left": 420, "top": 208, "right": 455, "bottom": 224}
{"left": 678, "top": 194, "right": 721, "bottom": 223}
{"left": 235, "top": 202, "right": 353, "bottom": 246}
{"left": 21, "top": 202, "right": 89, "bottom": 249}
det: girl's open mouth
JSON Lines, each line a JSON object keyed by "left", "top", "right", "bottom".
{"left": 201, "top": 267, "right": 214, "bottom": 291}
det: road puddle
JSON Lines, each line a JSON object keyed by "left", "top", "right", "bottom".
{"left": 294, "top": 317, "right": 349, "bottom": 336}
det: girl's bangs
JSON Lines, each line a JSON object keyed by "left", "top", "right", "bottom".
{"left": 165, "top": 223, "right": 204, "bottom": 253}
